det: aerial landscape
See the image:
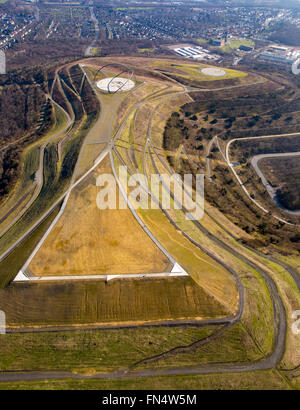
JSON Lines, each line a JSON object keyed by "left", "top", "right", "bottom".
{"left": 0, "top": 0, "right": 299, "bottom": 393}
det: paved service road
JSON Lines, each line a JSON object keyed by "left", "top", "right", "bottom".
{"left": 251, "top": 151, "right": 300, "bottom": 216}
{"left": 225, "top": 133, "right": 300, "bottom": 225}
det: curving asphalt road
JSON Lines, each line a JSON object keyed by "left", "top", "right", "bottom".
{"left": 225, "top": 133, "right": 300, "bottom": 225}
{"left": 251, "top": 152, "right": 300, "bottom": 217}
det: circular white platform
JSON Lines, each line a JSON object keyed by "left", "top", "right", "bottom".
{"left": 96, "top": 77, "right": 135, "bottom": 92}
{"left": 201, "top": 67, "right": 226, "bottom": 77}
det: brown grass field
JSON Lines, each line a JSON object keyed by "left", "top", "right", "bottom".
{"left": 28, "top": 156, "right": 170, "bottom": 276}
{"left": 0, "top": 276, "right": 229, "bottom": 328}
{"left": 138, "top": 206, "right": 239, "bottom": 316}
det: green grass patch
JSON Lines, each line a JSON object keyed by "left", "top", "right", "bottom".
{"left": 139, "top": 48, "right": 155, "bottom": 53}
{"left": 221, "top": 38, "right": 255, "bottom": 53}
{"left": 134, "top": 323, "right": 263, "bottom": 371}
{"left": 152, "top": 60, "right": 247, "bottom": 83}
{"left": 196, "top": 38, "right": 208, "bottom": 45}
{"left": 90, "top": 47, "right": 100, "bottom": 56}
{"left": 0, "top": 326, "right": 219, "bottom": 373}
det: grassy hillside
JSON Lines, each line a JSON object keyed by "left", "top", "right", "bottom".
{"left": 0, "top": 277, "right": 230, "bottom": 327}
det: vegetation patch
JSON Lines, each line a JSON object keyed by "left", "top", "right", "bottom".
{"left": 0, "top": 325, "right": 219, "bottom": 372}
{"left": 0, "top": 276, "right": 229, "bottom": 327}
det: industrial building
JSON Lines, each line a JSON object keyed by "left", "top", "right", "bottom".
{"left": 173, "top": 45, "right": 219, "bottom": 61}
